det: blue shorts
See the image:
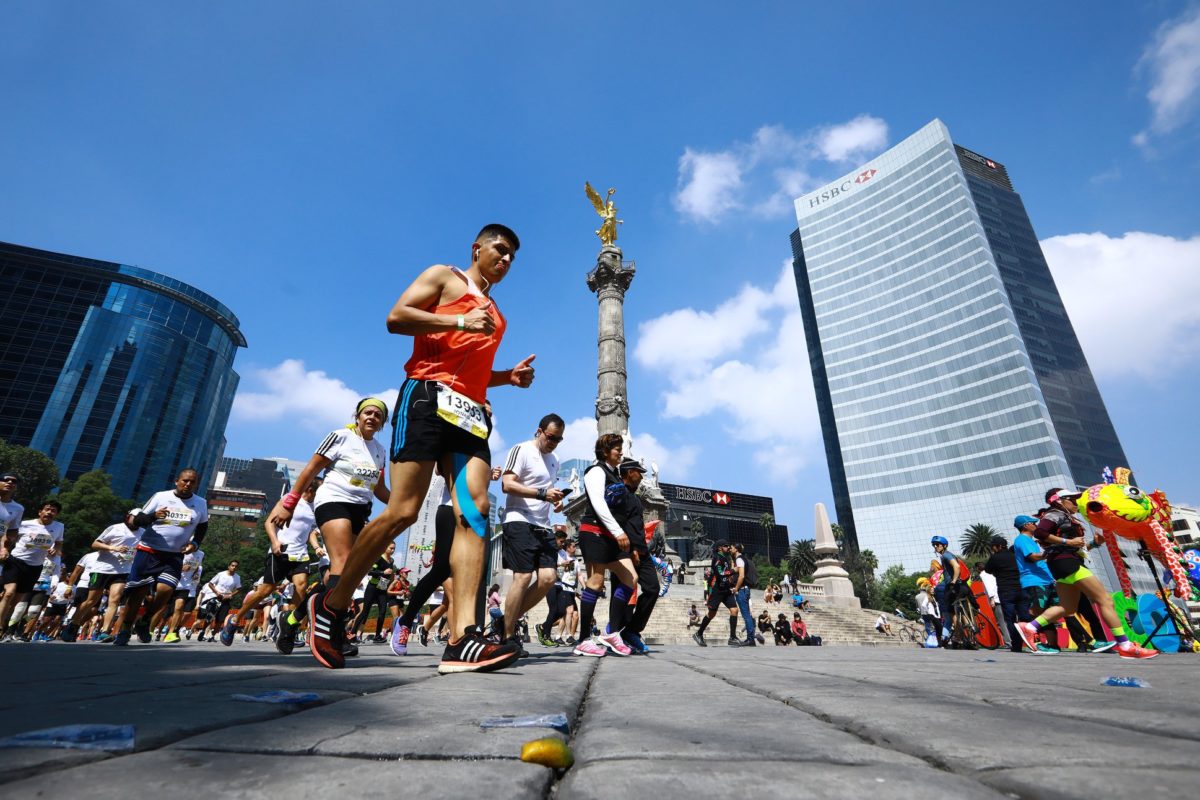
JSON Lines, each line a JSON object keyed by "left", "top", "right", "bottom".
{"left": 126, "top": 547, "right": 184, "bottom": 591}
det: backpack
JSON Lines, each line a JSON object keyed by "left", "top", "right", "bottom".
{"left": 743, "top": 556, "right": 758, "bottom": 588}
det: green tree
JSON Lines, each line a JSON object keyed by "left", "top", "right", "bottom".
{"left": 843, "top": 548, "right": 880, "bottom": 609}
{"left": 759, "top": 512, "right": 775, "bottom": 561}
{"left": 960, "top": 523, "right": 999, "bottom": 563}
{"left": 0, "top": 439, "right": 60, "bottom": 510}
{"left": 878, "top": 564, "right": 923, "bottom": 618}
{"left": 831, "top": 522, "right": 845, "bottom": 547}
{"left": 55, "top": 470, "right": 135, "bottom": 563}
{"left": 752, "top": 553, "right": 782, "bottom": 588}
{"left": 786, "top": 539, "right": 816, "bottom": 582}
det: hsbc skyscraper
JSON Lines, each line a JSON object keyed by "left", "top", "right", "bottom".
{"left": 660, "top": 482, "right": 789, "bottom": 565}
{"left": 789, "top": 119, "right": 1129, "bottom": 573}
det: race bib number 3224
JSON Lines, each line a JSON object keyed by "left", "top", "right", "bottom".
{"left": 436, "top": 386, "right": 489, "bottom": 439}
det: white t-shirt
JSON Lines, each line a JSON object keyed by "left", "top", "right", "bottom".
{"left": 980, "top": 571, "right": 999, "bottom": 603}
{"left": 178, "top": 549, "right": 205, "bottom": 592}
{"left": 0, "top": 499, "right": 24, "bottom": 535}
{"left": 76, "top": 552, "right": 100, "bottom": 587}
{"left": 92, "top": 523, "right": 141, "bottom": 574}
{"left": 502, "top": 440, "right": 559, "bottom": 527}
{"left": 35, "top": 556, "right": 61, "bottom": 590}
{"left": 353, "top": 575, "right": 369, "bottom": 601}
{"left": 556, "top": 549, "right": 581, "bottom": 593}
{"left": 430, "top": 587, "right": 445, "bottom": 605}
{"left": 274, "top": 499, "right": 316, "bottom": 558}
{"left": 11, "top": 519, "right": 65, "bottom": 566}
{"left": 208, "top": 571, "right": 242, "bottom": 598}
{"left": 138, "top": 491, "right": 209, "bottom": 552}
{"left": 313, "top": 428, "right": 386, "bottom": 507}
{"left": 49, "top": 582, "right": 73, "bottom": 605}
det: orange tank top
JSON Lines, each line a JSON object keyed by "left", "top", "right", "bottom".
{"left": 405, "top": 267, "right": 507, "bottom": 403}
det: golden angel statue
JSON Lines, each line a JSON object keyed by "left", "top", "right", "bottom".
{"left": 585, "top": 181, "right": 622, "bottom": 246}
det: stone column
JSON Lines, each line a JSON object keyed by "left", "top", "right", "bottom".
{"left": 812, "top": 502, "right": 860, "bottom": 608}
{"left": 587, "top": 244, "right": 635, "bottom": 437}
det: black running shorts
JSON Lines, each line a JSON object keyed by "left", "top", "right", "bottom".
{"left": 502, "top": 522, "right": 558, "bottom": 573}
{"left": 1, "top": 557, "right": 42, "bottom": 594}
{"left": 314, "top": 501, "right": 371, "bottom": 535}
{"left": 263, "top": 553, "right": 311, "bottom": 584}
{"left": 126, "top": 547, "right": 185, "bottom": 590}
{"left": 578, "top": 530, "right": 623, "bottom": 565}
{"left": 390, "top": 379, "right": 492, "bottom": 465}
{"left": 88, "top": 572, "right": 128, "bottom": 591}
{"left": 707, "top": 589, "right": 736, "bottom": 612}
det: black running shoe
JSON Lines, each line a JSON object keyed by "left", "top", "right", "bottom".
{"left": 59, "top": 623, "right": 79, "bottom": 643}
{"left": 342, "top": 640, "right": 359, "bottom": 658}
{"left": 133, "top": 619, "right": 152, "bottom": 644}
{"left": 275, "top": 611, "right": 296, "bottom": 655}
{"left": 307, "top": 589, "right": 348, "bottom": 670}
{"left": 438, "top": 626, "right": 521, "bottom": 675}
{"left": 505, "top": 634, "right": 529, "bottom": 658}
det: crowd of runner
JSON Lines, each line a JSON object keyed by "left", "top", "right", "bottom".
{"left": 0, "top": 223, "right": 1168, "bottom": 667}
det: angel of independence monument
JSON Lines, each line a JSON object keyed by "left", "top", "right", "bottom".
{"left": 564, "top": 184, "right": 671, "bottom": 543}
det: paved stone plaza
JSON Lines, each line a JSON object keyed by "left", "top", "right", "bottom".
{"left": 1, "top": 641, "right": 1196, "bottom": 798}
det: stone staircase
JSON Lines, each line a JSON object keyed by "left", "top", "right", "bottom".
{"left": 520, "top": 584, "right": 917, "bottom": 648}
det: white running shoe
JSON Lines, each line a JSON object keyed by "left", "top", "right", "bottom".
{"left": 572, "top": 637, "right": 607, "bottom": 657}
{"left": 598, "top": 630, "right": 632, "bottom": 656}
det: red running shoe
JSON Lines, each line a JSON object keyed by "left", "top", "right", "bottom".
{"left": 307, "top": 589, "right": 349, "bottom": 670}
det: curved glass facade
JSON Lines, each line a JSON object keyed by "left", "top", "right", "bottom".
{"left": 790, "top": 121, "right": 1080, "bottom": 572}
{"left": 0, "top": 242, "right": 245, "bottom": 501}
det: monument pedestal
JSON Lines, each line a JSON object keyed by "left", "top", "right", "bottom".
{"left": 811, "top": 502, "right": 860, "bottom": 609}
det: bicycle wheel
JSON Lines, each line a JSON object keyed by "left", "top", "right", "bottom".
{"left": 974, "top": 612, "right": 1003, "bottom": 650}
{"left": 953, "top": 601, "right": 979, "bottom": 649}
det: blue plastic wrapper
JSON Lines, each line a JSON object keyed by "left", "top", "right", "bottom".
{"left": 1101, "top": 676, "right": 1150, "bottom": 688}
{"left": 480, "top": 714, "right": 570, "bottom": 734}
{"left": 0, "top": 724, "right": 135, "bottom": 751}
{"left": 231, "top": 690, "right": 322, "bottom": 704}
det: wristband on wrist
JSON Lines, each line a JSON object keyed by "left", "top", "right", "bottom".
{"left": 536, "top": 487, "right": 547, "bottom": 502}
{"left": 281, "top": 492, "right": 301, "bottom": 511}
{"left": 456, "top": 314, "right": 465, "bottom": 331}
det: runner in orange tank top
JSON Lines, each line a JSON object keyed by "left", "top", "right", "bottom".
{"left": 305, "top": 224, "right": 538, "bottom": 674}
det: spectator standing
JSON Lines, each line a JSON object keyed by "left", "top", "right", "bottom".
{"left": 983, "top": 535, "right": 1024, "bottom": 651}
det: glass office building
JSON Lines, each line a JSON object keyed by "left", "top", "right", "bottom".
{"left": 789, "top": 120, "right": 1129, "bottom": 572}
{"left": 0, "top": 241, "right": 246, "bottom": 502}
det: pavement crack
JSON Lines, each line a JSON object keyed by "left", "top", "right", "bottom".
{"left": 545, "top": 657, "right": 600, "bottom": 799}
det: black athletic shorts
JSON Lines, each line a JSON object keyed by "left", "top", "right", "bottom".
{"left": 89, "top": 572, "right": 128, "bottom": 591}
{"left": 1, "top": 557, "right": 43, "bottom": 594}
{"left": 44, "top": 602, "right": 68, "bottom": 618}
{"left": 1023, "top": 584, "right": 1059, "bottom": 610}
{"left": 126, "top": 547, "right": 185, "bottom": 590}
{"left": 707, "top": 589, "right": 736, "bottom": 612}
{"left": 71, "top": 586, "right": 89, "bottom": 607}
{"left": 502, "top": 522, "right": 558, "bottom": 573}
{"left": 197, "top": 597, "right": 221, "bottom": 621}
{"left": 263, "top": 553, "right": 311, "bottom": 584}
{"left": 315, "top": 501, "right": 370, "bottom": 535}
{"left": 578, "top": 530, "right": 623, "bottom": 565}
{"left": 172, "top": 589, "right": 198, "bottom": 611}
{"left": 1046, "top": 555, "right": 1085, "bottom": 582}
{"left": 390, "top": 379, "right": 492, "bottom": 465}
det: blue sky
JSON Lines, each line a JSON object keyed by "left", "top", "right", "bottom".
{"left": 3, "top": 2, "right": 1200, "bottom": 542}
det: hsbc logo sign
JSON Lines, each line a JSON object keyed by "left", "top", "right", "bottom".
{"left": 808, "top": 167, "right": 881, "bottom": 209}
{"left": 673, "top": 486, "right": 732, "bottom": 505}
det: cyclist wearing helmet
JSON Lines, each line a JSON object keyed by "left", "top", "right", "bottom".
{"left": 931, "top": 535, "right": 969, "bottom": 645}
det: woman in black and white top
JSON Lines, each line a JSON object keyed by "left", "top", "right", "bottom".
{"left": 268, "top": 398, "right": 390, "bottom": 655}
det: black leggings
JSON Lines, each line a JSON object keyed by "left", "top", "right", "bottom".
{"left": 398, "top": 505, "right": 454, "bottom": 629}
{"left": 609, "top": 555, "right": 660, "bottom": 635}
{"left": 354, "top": 584, "right": 390, "bottom": 635}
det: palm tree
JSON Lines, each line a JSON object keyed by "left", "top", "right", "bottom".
{"left": 787, "top": 539, "right": 816, "bottom": 581}
{"left": 759, "top": 512, "right": 775, "bottom": 562}
{"left": 960, "top": 523, "right": 999, "bottom": 560}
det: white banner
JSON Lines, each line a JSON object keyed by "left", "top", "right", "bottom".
{"left": 400, "top": 475, "right": 445, "bottom": 583}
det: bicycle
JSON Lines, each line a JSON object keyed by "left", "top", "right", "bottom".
{"left": 950, "top": 593, "right": 1001, "bottom": 650}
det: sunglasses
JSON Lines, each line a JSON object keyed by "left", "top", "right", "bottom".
{"left": 0, "top": 476, "right": 18, "bottom": 483}
{"left": 540, "top": 431, "right": 564, "bottom": 443}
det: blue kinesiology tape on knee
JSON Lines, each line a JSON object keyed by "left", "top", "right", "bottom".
{"left": 452, "top": 453, "right": 488, "bottom": 538}
{"left": 581, "top": 588, "right": 599, "bottom": 605}
{"left": 613, "top": 583, "right": 633, "bottom": 603}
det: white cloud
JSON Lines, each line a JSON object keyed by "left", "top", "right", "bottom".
{"left": 1135, "top": 7, "right": 1200, "bottom": 145}
{"left": 673, "top": 116, "right": 889, "bottom": 223}
{"left": 816, "top": 115, "right": 890, "bottom": 163}
{"left": 555, "top": 417, "right": 699, "bottom": 481}
{"left": 1041, "top": 232, "right": 1200, "bottom": 377}
{"left": 232, "top": 359, "right": 399, "bottom": 432}
{"left": 635, "top": 263, "right": 821, "bottom": 486}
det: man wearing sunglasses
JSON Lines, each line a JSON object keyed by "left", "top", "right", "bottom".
{"left": 500, "top": 413, "right": 566, "bottom": 653}
{"left": 0, "top": 474, "right": 23, "bottom": 549}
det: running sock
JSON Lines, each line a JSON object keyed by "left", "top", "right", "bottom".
{"left": 326, "top": 575, "right": 340, "bottom": 591}
{"left": 579, "top": 588, "right": 599, "bottom": 641}
{"left": 697, "top": 616, "right": 711, "bottom": 635}
{"left": 1030, "top": 615, "right": 1050, "bottom": 632}
{"left": 1110, "top": 624, "right": 1129, "bottom": 644}
{"left": 611, "top": 583, "right": 633, "bottom": 632}
{"left": 729, "top": 615, "right": 738, "bottom": 639}
{"left": 287, "top": 610, "right": 298, "bottom": 626}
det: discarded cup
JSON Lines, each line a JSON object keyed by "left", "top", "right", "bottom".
{"left": 480, "top": 714, "right": 570, "bottom": 734}
{"left": 1101, "top": 676, "right": 1150, "bottom": 688}
{"left": 231, "top": 690, "right": 322, "bottom": 704}
{"left": 0, "top": 724, "right": 135, "bottom": 751}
